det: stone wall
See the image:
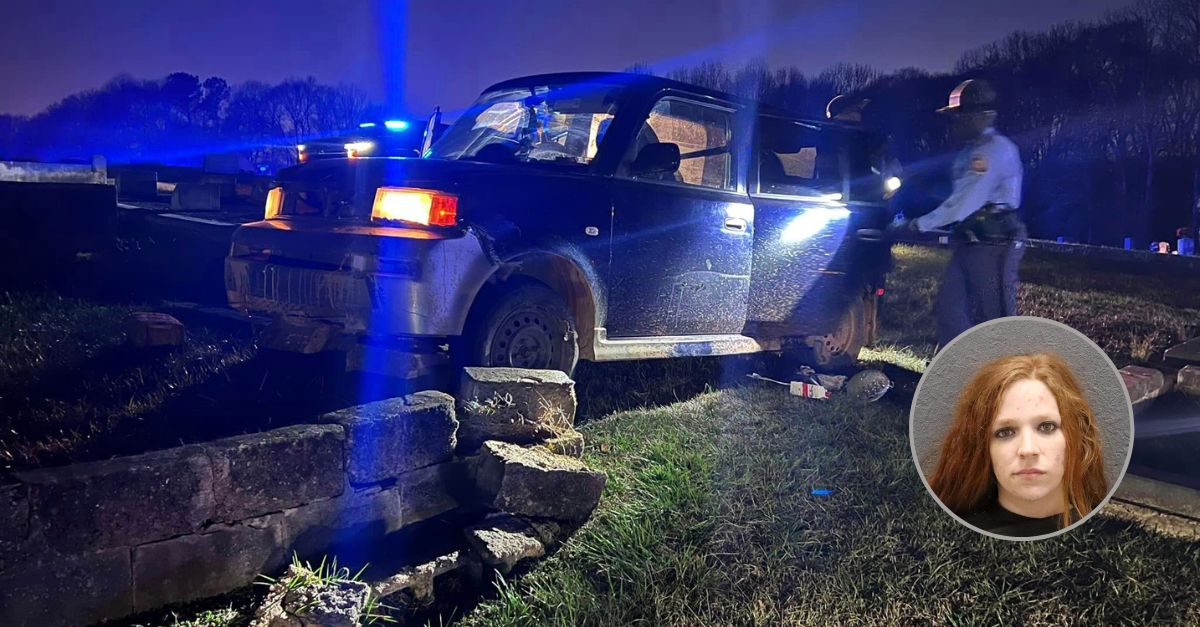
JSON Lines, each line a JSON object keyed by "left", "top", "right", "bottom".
{"left": 0, "top": 368, "right": 601, "bottom": 627}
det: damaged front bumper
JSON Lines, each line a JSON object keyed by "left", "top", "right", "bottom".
{"left": 225, "top": 220, "right": 496, "bottom": 342}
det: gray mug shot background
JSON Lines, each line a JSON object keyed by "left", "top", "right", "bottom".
{"left": 910, "top": 316, "right": 1133, "bottom": 494}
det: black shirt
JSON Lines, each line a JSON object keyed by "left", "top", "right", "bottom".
{"left": 963, "top": 502, "right": 1069, "bottom": 537}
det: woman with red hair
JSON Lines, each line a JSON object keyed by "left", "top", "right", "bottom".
{"left": 927, "top": 352, "right": 1109, "bottom": 537}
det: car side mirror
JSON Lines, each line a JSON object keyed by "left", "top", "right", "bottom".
{"left": 631, "top": 142, "right": 681, "bottom": 177}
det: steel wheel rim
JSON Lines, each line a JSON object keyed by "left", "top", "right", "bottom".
{"left": 489, "top": 307, "right": 558, "bottom": 369}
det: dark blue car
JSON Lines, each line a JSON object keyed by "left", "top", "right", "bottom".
{"left": 225, "top": 72, "right": 894, "bottom": 377}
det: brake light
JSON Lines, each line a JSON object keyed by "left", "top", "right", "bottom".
{"left": 371, "top": 187, "right": 458, "bottom": 227}
{"left": 264, "top": 187, "right": 283, "bottom": 220}
{"left": 876, "top": 287, "right": 885, "bottom": 297}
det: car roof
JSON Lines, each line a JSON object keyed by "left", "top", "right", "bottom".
{"left": 481, "top": 72, "right": 862, "bottom": 133}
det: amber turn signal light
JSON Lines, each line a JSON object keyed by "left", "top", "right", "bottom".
{"left": 371, "top": 187, "right": 458, "bottom": 227}
{"left": 263, "top": 187, "right": 283, "bottom": 220}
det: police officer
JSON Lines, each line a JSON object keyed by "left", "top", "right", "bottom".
{"left": 895, "top": 79, "right": 1027, "bottom": 348}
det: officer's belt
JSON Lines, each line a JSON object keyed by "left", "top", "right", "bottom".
{"left": 952, "top": 203, "right": 1025, "bottom": 243}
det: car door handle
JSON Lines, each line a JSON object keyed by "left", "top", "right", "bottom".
{"left": 723, "top": 217, "right": 748, "bottom": 232}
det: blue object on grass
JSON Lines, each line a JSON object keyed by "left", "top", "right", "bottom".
{"left": 811, "top": 488, "right": 833, "bottom": 496}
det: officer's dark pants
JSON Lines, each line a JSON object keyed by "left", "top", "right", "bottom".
{"left": 934, "top": 239, "right": 1025, "bottom": 348}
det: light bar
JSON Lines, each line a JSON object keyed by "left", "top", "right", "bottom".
{"left": 384, "top": 120, "right": 410, "bottom": 131}
{"left": 358, "top": 122, "right": 377, "bottom": 128}
{"left": 263, "top": 187, "right": 283, "bottom": 220}
{"left": 371, "top": 187, "right": 458, "bottom": 227}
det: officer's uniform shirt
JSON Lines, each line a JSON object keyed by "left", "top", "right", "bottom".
{"left": 914, "top": 128, "right": 1022, "bottom": 232}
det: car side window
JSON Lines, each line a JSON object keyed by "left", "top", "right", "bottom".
{"left": 755, "top": 117, "right": 842, "bottom": 196}
{"left": 626, "top": 97, "right": 736, "bottom": 191}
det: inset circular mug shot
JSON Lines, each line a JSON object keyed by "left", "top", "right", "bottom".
{"left": 909, "top": 316, "right": 1134, "bottom": 540}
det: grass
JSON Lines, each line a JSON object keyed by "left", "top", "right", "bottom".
{"left": 0, "top": 290, "right": 258, "bottom": 471}
{"left": 458, "top": 386, "right": 1200, "bottom": 626}
{"left": 876, "top": 244, "right": 1200, "bottom": 368}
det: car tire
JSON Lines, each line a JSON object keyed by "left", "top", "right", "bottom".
{"left": 462, "top": 280, "right": 580, "bottom": 376}
{"left": 786, "top": 289, "right": 877, "bottom": 373}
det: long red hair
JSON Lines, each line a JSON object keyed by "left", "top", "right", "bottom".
{"left": 927, "top": 352, "right": 1108, "bottom": 529}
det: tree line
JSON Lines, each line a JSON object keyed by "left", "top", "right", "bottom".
{"left": 0, "top": 73, "right": 372, "bottom": 171}
{"left": 639, "top": 0, "right": 1200, "bottom": 246}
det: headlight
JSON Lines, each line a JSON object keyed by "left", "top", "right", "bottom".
{"left": 344, "top": 141, "right": 375, "bottom": 158}
{"left": 885, "top": 176, "right": 902, "bottom": 192}
{"left": 371, "top": 187, "right": 458, "bottom": 227}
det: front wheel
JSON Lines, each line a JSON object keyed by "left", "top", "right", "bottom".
{"left": 462, "top": 281, "right": 580, "bottom": 376}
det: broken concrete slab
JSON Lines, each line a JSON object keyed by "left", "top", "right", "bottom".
{"left": 1164, "top": 336, "right": 1200, "bottom": 366}
{"left": 1118, "top": 365, "right": 1169, "bottom": 406}
{"left": 321, "top": 391, "right": 458, "bottom": 485}
{"left": 204, "top": 424, "right": 345, "bottom": 522}
{"left": 253, "top": 563, "right": 372, "bottom": 627}
{"left": 123, "top": 311, "right": 185, "bottom": 348}
{"left": 456, "top": 367, "right": 577, "bottom": 450}
{"left": 0, "top": 547, "right": 133, "bottom": 627}
{"left": 1176, "top": 365, "right": 1200, "bottom": 396}
{"left": 373, "top": 550, "right": 469, "bottom": 606}
{"left": 133, "top": 515, "right": 287, "bottom": 612}
{"left": 473, "top": 441, "right": 606, "bottom": 521}
{"left": 463, "top": 513, "right": 545, "bottom": 574}
{"left": 16, "top": 445, "right": 214, "bottom": 554}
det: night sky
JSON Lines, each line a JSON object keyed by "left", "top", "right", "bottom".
{"left": 2, "top": 0, "right": 1134, "bottom": 117}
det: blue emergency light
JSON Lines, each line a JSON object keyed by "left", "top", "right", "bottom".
{"left": 384, "top": 120, "right": 410, "bottom": 131}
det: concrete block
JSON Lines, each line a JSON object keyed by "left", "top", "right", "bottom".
{"left": 204, "top": 424, "right": 346, "bottom": 522}
{"left": 170, "top": 181, "right": 221, "bottom": 210}
{"left": 1177, "top": 365, "right": 1200, "bottom": 396}
{"left": 474, "top": 441, "right": 606, "bottom": 521}
{"left": 124, "top": 311, "right": 185, "bottom": 348}
{"left": 17, "top": 446, "right": 214, "bottom": 554}
{"left": 321, "top": 391, "right": 458, "bottom": 485}
{"left": 279, "top": 460, "right": 463, "bottom": 562}
{"left": 280, "top": 488, "right": 405, "bottom": 562}
{"left": 394, "top": 460, "right": 464, "bottom": 525}
{"left": 132, "top": 515, "right": 287, "bottom": 612}
{"left": 0, "top": 548, "right": 133, "bottom": 627}
{"left": 457, "top": 367, "right": 577, "bottom": 450}
{"left": 463, "top": 512, "right": 545, "bottom": 574}
{"left": 1119, "top": 365, "right": 1168, "bottom": 405}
